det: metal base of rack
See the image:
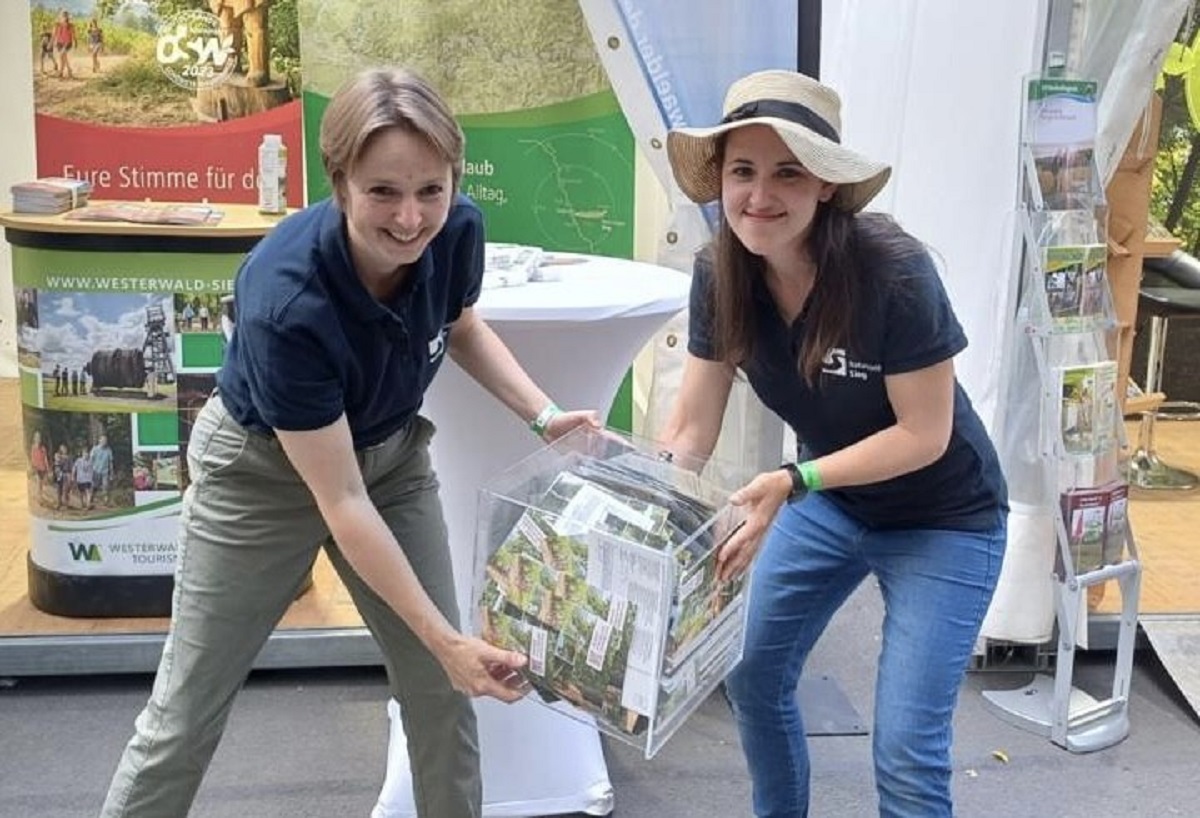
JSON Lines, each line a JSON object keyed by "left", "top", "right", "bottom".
{"left": 981, "top": 560, "right": 1140, "bottom": 753}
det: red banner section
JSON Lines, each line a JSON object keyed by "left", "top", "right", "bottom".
{"left": 35, "top": 101, "right": 304, "bottom": 207}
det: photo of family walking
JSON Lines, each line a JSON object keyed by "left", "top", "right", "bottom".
{"left": 175, "top": 294, "right": 217, "bottom": 333}
{"left": 22, "top": 405, "right": 132, "bottom": 520}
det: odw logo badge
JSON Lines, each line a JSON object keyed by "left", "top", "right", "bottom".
{"left": 68, "top": 541, "right": 102, "bottom": 562}
{"left": 156, "top": 10, "right": 236, "bottom": 91}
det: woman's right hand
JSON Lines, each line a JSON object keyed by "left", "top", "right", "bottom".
{"left": 435, "top": 633, "right": 530, "bottom": 703}
{"left": 716, "top": 469, "right": 792, "bottom": 582}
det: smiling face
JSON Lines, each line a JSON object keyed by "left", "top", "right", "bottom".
{"left": 720, "top": 124, "right": 837, "bottom": 270}
{"left": 336, "top": 127, "right": 454, "bottom": 287}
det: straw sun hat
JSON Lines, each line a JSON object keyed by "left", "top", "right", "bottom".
{"left": 666, "top": 70, "right": 891, "bottom": 213}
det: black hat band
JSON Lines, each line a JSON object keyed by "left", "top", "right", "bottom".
{"left": 721, "top": 99, "right": 840, "bottom": 144}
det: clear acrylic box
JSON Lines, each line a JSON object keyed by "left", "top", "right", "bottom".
{"left": 471, "top": 427, "right": 752, "bottom": 758}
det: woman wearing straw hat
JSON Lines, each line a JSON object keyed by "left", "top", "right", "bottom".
{"left": 658, "top": 70, "right": 1007, "bottom": 817}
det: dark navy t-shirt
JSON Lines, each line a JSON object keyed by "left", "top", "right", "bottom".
{"left": 688, "top": 247, "right": 1007, "bottom": 532}
{"left": 216, "top": 194, "right": 483, "bottom": 449}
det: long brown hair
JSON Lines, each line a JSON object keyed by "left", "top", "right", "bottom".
{"left": 708, "top": 199, "right": 924, "bottom": 385}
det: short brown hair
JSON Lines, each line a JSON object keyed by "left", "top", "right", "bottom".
{"left": 319, "top": 67, "right": 464, "bottom": 194}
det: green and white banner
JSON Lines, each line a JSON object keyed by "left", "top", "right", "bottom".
{"left": 298, "top": 1, "right": 638, "bottom": 425}
{"left": 299, "top": 1, "right": 634, "bottom": 257}
{"left": 14, "top": 244, "right": 237, "bottom": 576}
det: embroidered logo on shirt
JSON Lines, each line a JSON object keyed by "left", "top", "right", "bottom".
{"left": 428, "top": 328, "right": 448, "bottom": 362}
{"left": 821, "top": 348, "right": 848, "bottom": 377}
{"left": 821, "top": 347, "right": 881, "bottom": 381}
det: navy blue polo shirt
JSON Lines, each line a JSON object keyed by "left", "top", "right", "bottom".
{"left": 688, "top": 247, "right": 1007, "bottom": 532}
{"left": 216, "top": 195, "right": 483, "bottom": 449}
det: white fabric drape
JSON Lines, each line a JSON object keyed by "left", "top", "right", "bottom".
{"left": 1078, "top": 0, "right": 1192, "bottom": 186}
{"left": 0, "top": 7, "right": 37, "bottom": 377}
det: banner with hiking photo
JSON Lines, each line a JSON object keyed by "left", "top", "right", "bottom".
{"left": 30, "top": 0, "right": 302, "bottom": 205}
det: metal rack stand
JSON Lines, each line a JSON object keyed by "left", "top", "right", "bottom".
{"left": 983, "top": 559, "right": 1139, "bottom": 752}
{"left": 981, "top": 111, "right": 1142, "bottom": 752}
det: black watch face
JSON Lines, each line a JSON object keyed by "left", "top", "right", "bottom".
{"left": 784, "top": 463, "right": 805, "bottom": 498}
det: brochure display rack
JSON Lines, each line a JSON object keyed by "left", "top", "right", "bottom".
{"left": 473, "top": 428, "right": 751, "bottom": 759}
{"left": 983, "top": 77, "right": 1142, "bottom": 753}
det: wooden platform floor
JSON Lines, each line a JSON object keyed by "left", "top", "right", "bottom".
{"left": 1093, "top": 419, "right": 1200, "bottom": 615}
{"left": 0, "top": 379, "right": 364, "bottom": 639}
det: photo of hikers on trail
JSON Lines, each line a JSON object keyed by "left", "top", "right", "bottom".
{"left": 23, "top": 405, "right": 140, "bottom": 520}
{"left": 31, "top": 0, "right": 299, "bottom": 126}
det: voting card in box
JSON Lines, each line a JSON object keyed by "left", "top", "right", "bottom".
{"left": 472, "top": 427, "right": 751, "bottom": 758}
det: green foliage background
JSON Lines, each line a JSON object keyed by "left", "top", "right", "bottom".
{"left": 298, "top": 0, "right": 607, "bottom": 114}
{"left": 1153, "top": 20, "right": 1200, "bottom": 257}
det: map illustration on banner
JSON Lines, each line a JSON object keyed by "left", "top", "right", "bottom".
{"left": 299, "top": 0, "right": 634, "bottom": 257}
{"left": 29, "top": 0, "right": 303, "bottom": 206}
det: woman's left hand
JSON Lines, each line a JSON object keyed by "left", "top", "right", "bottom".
{"left": 716, "top": 469, "right": 792, "bottom": 582}
{"left": 541, "top": 409, "right": 602, "bottom": 442}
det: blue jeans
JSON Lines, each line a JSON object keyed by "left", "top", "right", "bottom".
{"left": 724, "top": 493, "right": 1005, "bottom": 818}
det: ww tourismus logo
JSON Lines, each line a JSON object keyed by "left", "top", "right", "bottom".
{"left": 68, "top": 541, "right": 102, "bottom": 562}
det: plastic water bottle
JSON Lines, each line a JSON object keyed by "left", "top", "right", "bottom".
{"left": 257, "top": 134, "right": 287, "bottom": 214}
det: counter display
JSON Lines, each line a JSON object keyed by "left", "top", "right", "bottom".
{"left": 0, "top": 235, "right": 691, "bottom": 721}
{"left": 2, "top": 204, "right": 280, "bottom": 617}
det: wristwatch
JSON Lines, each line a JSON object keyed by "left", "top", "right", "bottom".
{"left": 781, "top": 462, "right": 805, "bottom": 499}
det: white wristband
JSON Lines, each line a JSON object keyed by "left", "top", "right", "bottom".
{"left": 529, "top": 403, "right": 562, "bottom": 437}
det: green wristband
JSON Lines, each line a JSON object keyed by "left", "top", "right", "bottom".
{"left": 529, "top": 403, "right": 562, "bottom": 437}
{"left": 798, "top": 460, "right": 823, "bottom": 492}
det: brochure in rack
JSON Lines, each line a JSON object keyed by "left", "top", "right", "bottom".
{"left": 1024, "top": 78, "right": 1099, "bottom": 210}
{"left": 1057, "top": 361, "right": 1117, "bottom": 456}
{"left": 1060, "top": 479, "right": 1129, "bottom": 573}
{"left": 1041, "top": 244, "right": 1108, "bottom": 331}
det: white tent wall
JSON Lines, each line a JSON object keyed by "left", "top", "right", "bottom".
{"left": 0, "top": 6, "right": 36, "bottom": 378}
{"left": 823, "top": 2, "right": 1054, "bottom": 646}
{"left": 821, "top": 0, "right": 1048, "bottom": 432}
